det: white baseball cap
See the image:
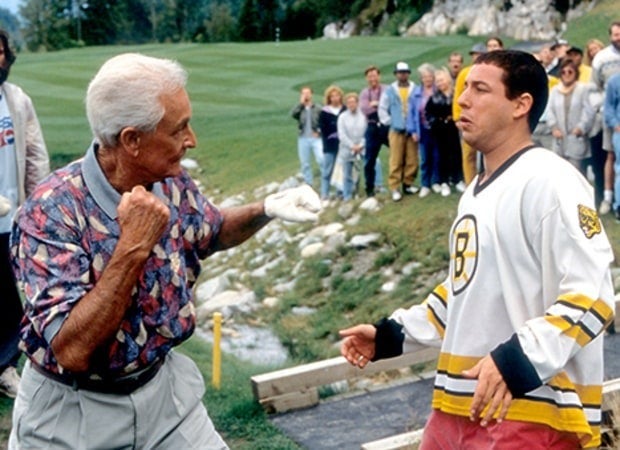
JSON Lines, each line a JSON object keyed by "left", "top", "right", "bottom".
{"left": 394, "top": 61, "right": 411, "bottom": 73}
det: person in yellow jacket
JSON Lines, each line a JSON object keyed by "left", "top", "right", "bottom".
{"left": 453, "top": 43, "right": 486, "bottom": 185}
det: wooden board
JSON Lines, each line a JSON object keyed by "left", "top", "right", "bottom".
{"left": 252, "top": 347, "right": 439, "bottom": 404}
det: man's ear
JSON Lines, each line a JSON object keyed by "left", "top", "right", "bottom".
{"left": 512, "top": 92, "right": 533, "bottom": 122}
{"left": 118, "top": 127, "right": 141, "bottom": 157}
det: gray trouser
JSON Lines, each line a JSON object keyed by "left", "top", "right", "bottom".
{"left": 9, "top": 351, "right": 228, "bottom": 449}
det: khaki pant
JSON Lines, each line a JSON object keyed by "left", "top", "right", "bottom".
{"left": 388, "top": 131, "right": 419, "bottom": 191}
{"left": 10, "top": 351, "right": 228, "bottom": 450}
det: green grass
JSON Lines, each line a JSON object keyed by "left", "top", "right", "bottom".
{"left": 11, "top": 35, "right": 477, "bottom": 189}
{"left": 3, "top": 1, "right": 620, "bottom": 446}
{"left": 563, "top": 0, "right": 620, "bottom": 46}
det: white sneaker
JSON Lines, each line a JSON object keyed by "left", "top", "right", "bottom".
{"left": 0, "top": 366, "right": 20, "bottom": 398}
{"left": 441, "top": 183, "right": 451, "bottom": 197}
{"left": 403, "top": 185, "right": 419, "bottom": 195}
{"left": 599, "top": 200, "right": 611, "bottom": 215}
{"left": 455, "top": 181, "right": 466, "bottom": 193}
{"left": 431, "top": 183, "right": 442, "bottom": 194}
{"left": 391, "top": 190, "right": 403, "bottom": 202}
{"left": 419, "top": 186, "right": 431, "bottom": 198}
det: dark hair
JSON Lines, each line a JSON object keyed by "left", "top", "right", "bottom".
{"left": 609, "top": 21, "right": 620, "bottom": 34}
{"left": 0, "top": 30, "right": 16, "bottom": 67}
{"left": 559, "top": 58, "right": 580, "bottom": 79}
{"left": 486, "top": 36, "right": 504, "bottom": 49}
{"left": 449, "top": 52, "right": 463, "bottom": 62}
{"left": 474, "top": 50, "right": 548, "bottom": 132}
{"left": 364, "top": 65, "right": 380, "bottom": 76}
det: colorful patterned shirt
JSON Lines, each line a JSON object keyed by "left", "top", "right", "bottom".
{"left": 10, "top": 143, "right": 222, "bottom": 378}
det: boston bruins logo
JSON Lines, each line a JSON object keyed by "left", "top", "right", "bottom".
{"left": 451, "top": 214, "right": 478, "bottom": 295}
{"left": 578, "top": 204, "right": 601, "bottom": 239}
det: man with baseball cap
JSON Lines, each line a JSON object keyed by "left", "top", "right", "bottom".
{"left": 378, "top": 61, "right": 419, "bottom": 201}
{"left": 566, "top": 46, "right": 591, "bottom": 82}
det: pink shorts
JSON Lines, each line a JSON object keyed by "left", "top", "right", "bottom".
{"left": 419, "top": 410, "right": 581, "bottom": 450}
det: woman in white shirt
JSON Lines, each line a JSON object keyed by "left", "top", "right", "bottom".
{"left": 337, "top": 93, "right": 367, "bottom": 201}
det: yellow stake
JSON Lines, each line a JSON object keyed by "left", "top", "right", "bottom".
{"left": 212, "top": 312, "right": 222, "bottom": 389}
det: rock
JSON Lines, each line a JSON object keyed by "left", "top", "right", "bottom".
{"left": 323, "top": 20, "right": 356, "bottom": 39}
{"left": 402, "top": 261, "right": 422, "bottom": 276}
{"left": 345, "top": 214, "right": 361, "bottom": 226}
{"left": 292, "top": 260, "right": 304, "bottom": 276}
{"left": 180, "top": 158, "right": 199, "bottom": 170}
{"left": 249, "top": 253, "right": 269, "bottom": 267}
{"left": 405, "top": 0, "right": 562, "bottom": 40}
{"left": 381, "top": 280, "right": 397, "bottom": 293}
{"left": 265, "top": 229, "right": 290, "bottom": 247}
{"left": 262, "top": 297, "right": 280, "bottom": 308}
{"left": 469, "top": 5, "right": 498, "bottom": 36}
{"left": 321, "top": 231, "right": 347, "bottom": 255}
{"left": 250, "top": 255, "right": 285, "bottom": 278}
{"left": 309, "top": 222, "right": 344, "bottom": 238}
{"left": 301, "top": 242, "right": 324, "bottom": 258}
{"left": 218, "top": 194, "right": 245, "bottom": 209}
{"left": 278, "top": 176, "right": 301, "bottom": 191}
{"left": 273, "top": 280, "right": 296, "bottom": 293}
{"left": 253, "top": 182, "right": 280, "bottom": 198}
{"left": 338, "top": 203, "right": 355, "bottom": 220}
{"left": 323, "top": 23, "right": 339, "bottom": 39}
{"left": 299, "top": 234, "right": 322, "bottom": 250}
{"left": 196, "top": 289, "right": 257, "bottom": 321}
{"left": 196, "top": 324, "right": 289, "bottom": 366}
{"left": 382, "top": 267, "right": 395, "bottom": 278}
{"left": 326, "top": 380, "right": 349, "bottom": 395}
{"left": 359, "top": 197, "right": 380, "bottom": 212}
{"left": 292, "top": 306, "right": 317, "bottom": 316}
{"left": 349, "top": 233, "right": 382, "bottom": 249}
{"left": 195, "top": 270, "right": 239, "bottom": 304}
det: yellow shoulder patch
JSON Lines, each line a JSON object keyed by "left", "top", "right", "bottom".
{"left": 578, "top": 204, "right": 601, "bottom": 239}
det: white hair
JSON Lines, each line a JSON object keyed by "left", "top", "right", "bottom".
{"left": 417, "top": 63, "right": 436, "bottom": 77}
{"left": 86, "top": 53, "right": 188, "bottom": 147}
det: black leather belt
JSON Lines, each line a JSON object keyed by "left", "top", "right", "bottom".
{"left": 31, "top": 358, "right": 165, "bottom": 395}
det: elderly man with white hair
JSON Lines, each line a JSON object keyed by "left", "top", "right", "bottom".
{"left": 8, "top": 53, "right": 321, "bottom": 449}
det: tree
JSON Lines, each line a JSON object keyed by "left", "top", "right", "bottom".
{"left": 204, "top": 1, "right": 236, "bottom": 42}
{"left": 238, "top": 0, "right": 260, "bottom": 41}
{"left": 281, "top": 1, "right": 318, "bottom": 40}
{"left": 0, "top": 7, "right": 22, "bottom": 49}
{"left": 20, "top": 0, "right": 73, "bottom": 51}
{"left": 238, "top": 0, "right": 280, "bottom": 41}
{"left": 258, "top": 0, "right": 278, "bottom": 41}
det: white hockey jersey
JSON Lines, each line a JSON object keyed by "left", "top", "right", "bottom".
{"left": 389, "top": 147, "right": 615, "bottom": 448}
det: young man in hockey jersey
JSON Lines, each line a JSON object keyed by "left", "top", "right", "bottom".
{"left": 340, "top": 50, "right": 615, "bottom": 449}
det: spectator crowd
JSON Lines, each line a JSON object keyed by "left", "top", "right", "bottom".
{"left": 290, "top": 22, "right": 620, "bottom": 222}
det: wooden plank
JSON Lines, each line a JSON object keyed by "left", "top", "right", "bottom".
{"left": 251, "top": 347, "right": 439, "bottom": 402}
{"left": 259, "top": 388, "right": 319, "bottom": 414}
{"left": 603, "top": 377, "right": 620, "bottom": 411}
{"left": 360, "top": 429, "right": 424, "bottom": 450}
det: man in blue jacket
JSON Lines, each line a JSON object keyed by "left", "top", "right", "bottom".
{"left": 379, "top": 62, "right": 419, "bottom": 202}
